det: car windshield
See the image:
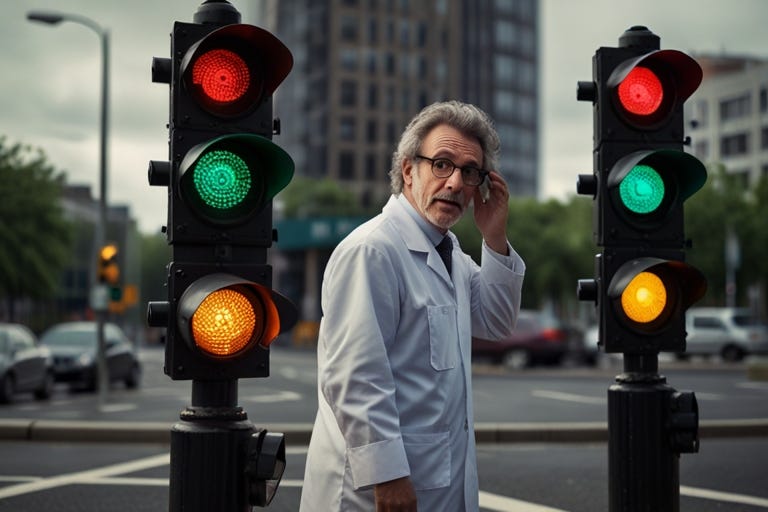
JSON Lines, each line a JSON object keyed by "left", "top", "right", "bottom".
{"left": 733, "top": 314, "right": 766, "bottom": 328}
{"left": 41, "top": 329, "right": 96, "bottom": 347}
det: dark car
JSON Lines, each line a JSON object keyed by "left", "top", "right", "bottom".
{"left": 472, "top": 310, "right": 569, "bottom": 369}
{"left": 0, "top": 323, "right": 55, "bottom": 403}
{"left": 40, "top": 322, "right": 141, "bottom": 391}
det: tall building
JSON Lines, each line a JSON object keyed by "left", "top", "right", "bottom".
{"left": 258, "top": 0, "right": 539, "bottom": 207}
{"left": 686, "top": 54, "right": 768, "bottom": 188}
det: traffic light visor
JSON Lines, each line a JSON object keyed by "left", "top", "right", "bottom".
{"left": 178, "top": 273, "right": 299, "bottom": 356}
{"left": 182, "top": 24, "right": 293, "bottom": 117}
{"left": 608, "top": 49, "right": 702, "bottom": 128}
{"left": 608, "top": 150, "right": 706, "bottom": 224}
{"left": 608, "top": 257, "right": 707, "bottom": 333}
{"left": 179, "top": 134, "right": 295, "bottom": 224}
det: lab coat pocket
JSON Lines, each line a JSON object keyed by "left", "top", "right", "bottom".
{"left": 402, "top": 431, "right": 451, "bottom": 490}
{"left": 427, "top": 305, "right": 458, "bottom": 371}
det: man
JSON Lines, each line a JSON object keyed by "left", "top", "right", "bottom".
{"left": 300, "top": 101, "right": 525, "bottom": 511}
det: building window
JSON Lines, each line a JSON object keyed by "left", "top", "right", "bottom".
{"left": 761, "top": 126, "right": 768, "bottom": 150}
{"left": 366, "top": 153, "right": 378, "bottom": 180}
{"left": 720, "top": 94, "right": 751, "bottom": 122}
{"left": 368, "top": 18, "right": 378, "bottom": 44}
{"left": 340, "top": 48, "right": 358, "bottom": 71}
{"left": 340, "top": 117, "right": 356, "bottom": 141}
{"left": 760, "top": 87, "right": 767, "bottom": 113}
{"left": 367, "top": 84, "right": 379, "bottom": 108}
{"left": 720, "top": 133, "right": 749, "bottom": 157}
{"left": 693, "top": 139, "right": 709, "bottom": 160}
{"left": 339, "top": 152, "right": 356, "bottom": 181}
{"left": 366, "top": 119, "right": 378, "bottom": 143}
{"left": 340, "top": 81, "right": 357, "bottom": 107}
{"left": 340, "top": 16, "right": 359, "bottom": 41}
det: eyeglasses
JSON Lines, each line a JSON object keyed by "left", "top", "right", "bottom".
{"left": 415, "top": 155, "right": 488, "bottom": 187}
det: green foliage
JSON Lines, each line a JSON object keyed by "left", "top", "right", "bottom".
{"left": 280, "top": 177, "right": 369, "bottom": 218}
{"left": 686, "top": 165, "right": 768, "bottom": 309}
{"left": 0, "top": 138, "right": 72, "bottom": 306}
{"left": 454, "top": 195, "right": 596, "bottom": 311}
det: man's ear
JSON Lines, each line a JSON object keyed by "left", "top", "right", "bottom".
{"left": 402, "top": 158, "right": 414, "bottom": 186}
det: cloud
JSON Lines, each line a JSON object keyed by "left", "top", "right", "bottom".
{"left": 1, "top": 0, "right": 767, "bottom": 232}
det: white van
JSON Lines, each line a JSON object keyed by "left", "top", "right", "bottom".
{"left": 683, "top": 308, "right": 768, "bottom": 361}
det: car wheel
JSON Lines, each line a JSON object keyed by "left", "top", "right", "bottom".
{"left": 503, "top": 349, "right": 530, "bottom": 370}
{"left": 34, "top": 371, "right": 55, "bottom": 400}
{"left": 721, "top": 345, "right": 744, "bottom": 363}
{"left": 125, "top": 363, "right": 141, "bottom": 389}
{"left": 0, "top": 373, "right": 15, "bottom": 404}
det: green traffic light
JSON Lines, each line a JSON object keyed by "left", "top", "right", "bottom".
{"left": 619, "top": 164, "right": 665, "bottom": 214}
{"left": 193, "top": 150, "right": 251, "bottom": 210}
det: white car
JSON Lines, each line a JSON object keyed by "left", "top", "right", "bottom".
{"left": 682, "top": 308, "right": 768, "bottom": 362}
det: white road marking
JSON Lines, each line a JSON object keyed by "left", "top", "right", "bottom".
{"left": 0, "top": 453, "right": 169, "bottom": 499}
{"left": 243, "top": 390, "right": 302, "bottom": 403}
{"left": 532, "top": 389, "right": 605, "bottom": 405}
{"left": 2, "top": 449, "right": 767, "bottom": 510}
{"left": 479, "top": 490, "right": 567, "bottom": 511}
{"left": 682, "top": 485, "right": 768, "bottom": 508}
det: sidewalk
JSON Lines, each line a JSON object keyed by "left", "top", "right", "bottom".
{"left": 2, "top": 417, "right": 767, "bottom": 444}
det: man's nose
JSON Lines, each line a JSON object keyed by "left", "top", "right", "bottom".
{"left": 445, "top": 167, "right": 465, "bottom": 189}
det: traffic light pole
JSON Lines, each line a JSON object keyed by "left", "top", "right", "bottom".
{"left": 608, "top": 354, "right": 699, "bottom": 512}
{"left": 169, "top": 379, "right": 254, "bottom": 512}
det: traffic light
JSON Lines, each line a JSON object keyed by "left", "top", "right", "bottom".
{"left": 98, "top": 244, "right": 119, "bottom": 285}
{"left": 98, "top": 244, "right": 122, "bottom": 302}
{"left": 577, "top": 26, "right": 707, "bottom": 354}
{"left": 147, "top": 6, "right": 298, "bottom": 380}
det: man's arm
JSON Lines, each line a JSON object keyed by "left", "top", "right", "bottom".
{"left": 319, "top": 242, "right": 411, "bottom": 489}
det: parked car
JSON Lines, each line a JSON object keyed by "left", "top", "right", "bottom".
{"left": 472, "top": 310, "right": 568, "bottom": 369}
{"left": 40, "top": 322, "right": 141, "bottom": 391}
{"left": 681, "top": 307, "right": 768, "bottom": 362}
{"left": 0, "top": 323, "right": 54, "bottom": 403}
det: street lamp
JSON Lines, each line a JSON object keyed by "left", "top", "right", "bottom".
{"left": 27, "top": 10, "right": 111, "bottom": 407}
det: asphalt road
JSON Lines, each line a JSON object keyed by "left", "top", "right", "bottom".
{"left": 1, "top": 346, "right": 767, "bottom": 510}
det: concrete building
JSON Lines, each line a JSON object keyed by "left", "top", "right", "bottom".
{"left": 256, "top": 0, "right": 540, "bottom": 326}
{"left": 686, "top": 54, "right": 768, "bottom": 187}
{"left": 259, "top": 0, "right": 539, "bottom": 204}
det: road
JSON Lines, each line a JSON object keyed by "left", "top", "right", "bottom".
{"left": 0, "top": 345, "right": 767, "bottom": 511}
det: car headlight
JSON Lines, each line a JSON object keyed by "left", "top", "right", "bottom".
{"left": 77, "top": 353, "right": 95, "bottom": 367}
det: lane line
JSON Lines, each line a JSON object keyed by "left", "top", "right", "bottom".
{"left": 532, "top": 389, "right": 605, "bottom": 405}
{"left": 479, "top": 490, "right": 567, "bottom": 511}
{"left": 0, "top": 453, "right": 169, "bottom": 499}
{"left": 681, "top": 485, "right": 768, "bottom": 508}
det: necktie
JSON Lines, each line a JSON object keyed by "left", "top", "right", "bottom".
{"left": 436, "top": 236, "right": 452, "bottom": 276}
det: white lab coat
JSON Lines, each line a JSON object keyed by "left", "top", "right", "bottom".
{"left": 300, "top": 195, "right": 525, "bottom": 511}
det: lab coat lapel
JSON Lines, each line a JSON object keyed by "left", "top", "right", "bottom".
{"left": 384, "top": 196, "right": 454, "bottom": 286}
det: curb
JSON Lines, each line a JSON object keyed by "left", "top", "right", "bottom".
{"left": 1, "top": 418, "right": 767, "bottom": 445}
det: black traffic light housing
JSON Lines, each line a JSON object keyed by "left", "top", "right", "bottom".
{"left": 148, "top": 3, "right": 297, "bottom": 381}
{"left": 577, "top": 26, "right": 707, "bottom": 355}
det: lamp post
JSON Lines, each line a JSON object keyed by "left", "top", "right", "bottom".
{"left": 27, "top": 10, "right": 111, "bottom": 407}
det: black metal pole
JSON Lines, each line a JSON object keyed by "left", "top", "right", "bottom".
{"left": 169, "top": 379, "right": 255, "bottom": 512}
{"left": 608, "top": 353, "right": 698, "bottom": 512}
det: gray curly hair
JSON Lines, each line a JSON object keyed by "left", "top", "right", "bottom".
{"left": 388, "top": 100, "right": 500, "bottom": 194}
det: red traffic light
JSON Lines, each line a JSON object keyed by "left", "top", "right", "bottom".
{"left": 181, "top": 24, "right": 293, "bottom": 118}
{"left": 608, "top": 49, "right": 702, "bottom": 128}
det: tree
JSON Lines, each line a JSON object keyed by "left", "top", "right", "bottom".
{"left": 0, "top": 138, "right": 72, "bottom": 320}
{"left": 280, "top": 177, "right": 371, "bottom": 218}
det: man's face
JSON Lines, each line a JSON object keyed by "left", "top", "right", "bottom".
{"left": 402, "top": 124, "right": 483, "bottom": 232}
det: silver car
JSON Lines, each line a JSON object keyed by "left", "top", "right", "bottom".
{"left": 682, "top": 307, "right": 768, "bottom": 362}
{"left": 0, "top": 323, "right": 55, "bottom": 403}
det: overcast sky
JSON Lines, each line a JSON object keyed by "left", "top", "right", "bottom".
{"left": 2, "top": 0, "right": 767, "bottom": 234}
